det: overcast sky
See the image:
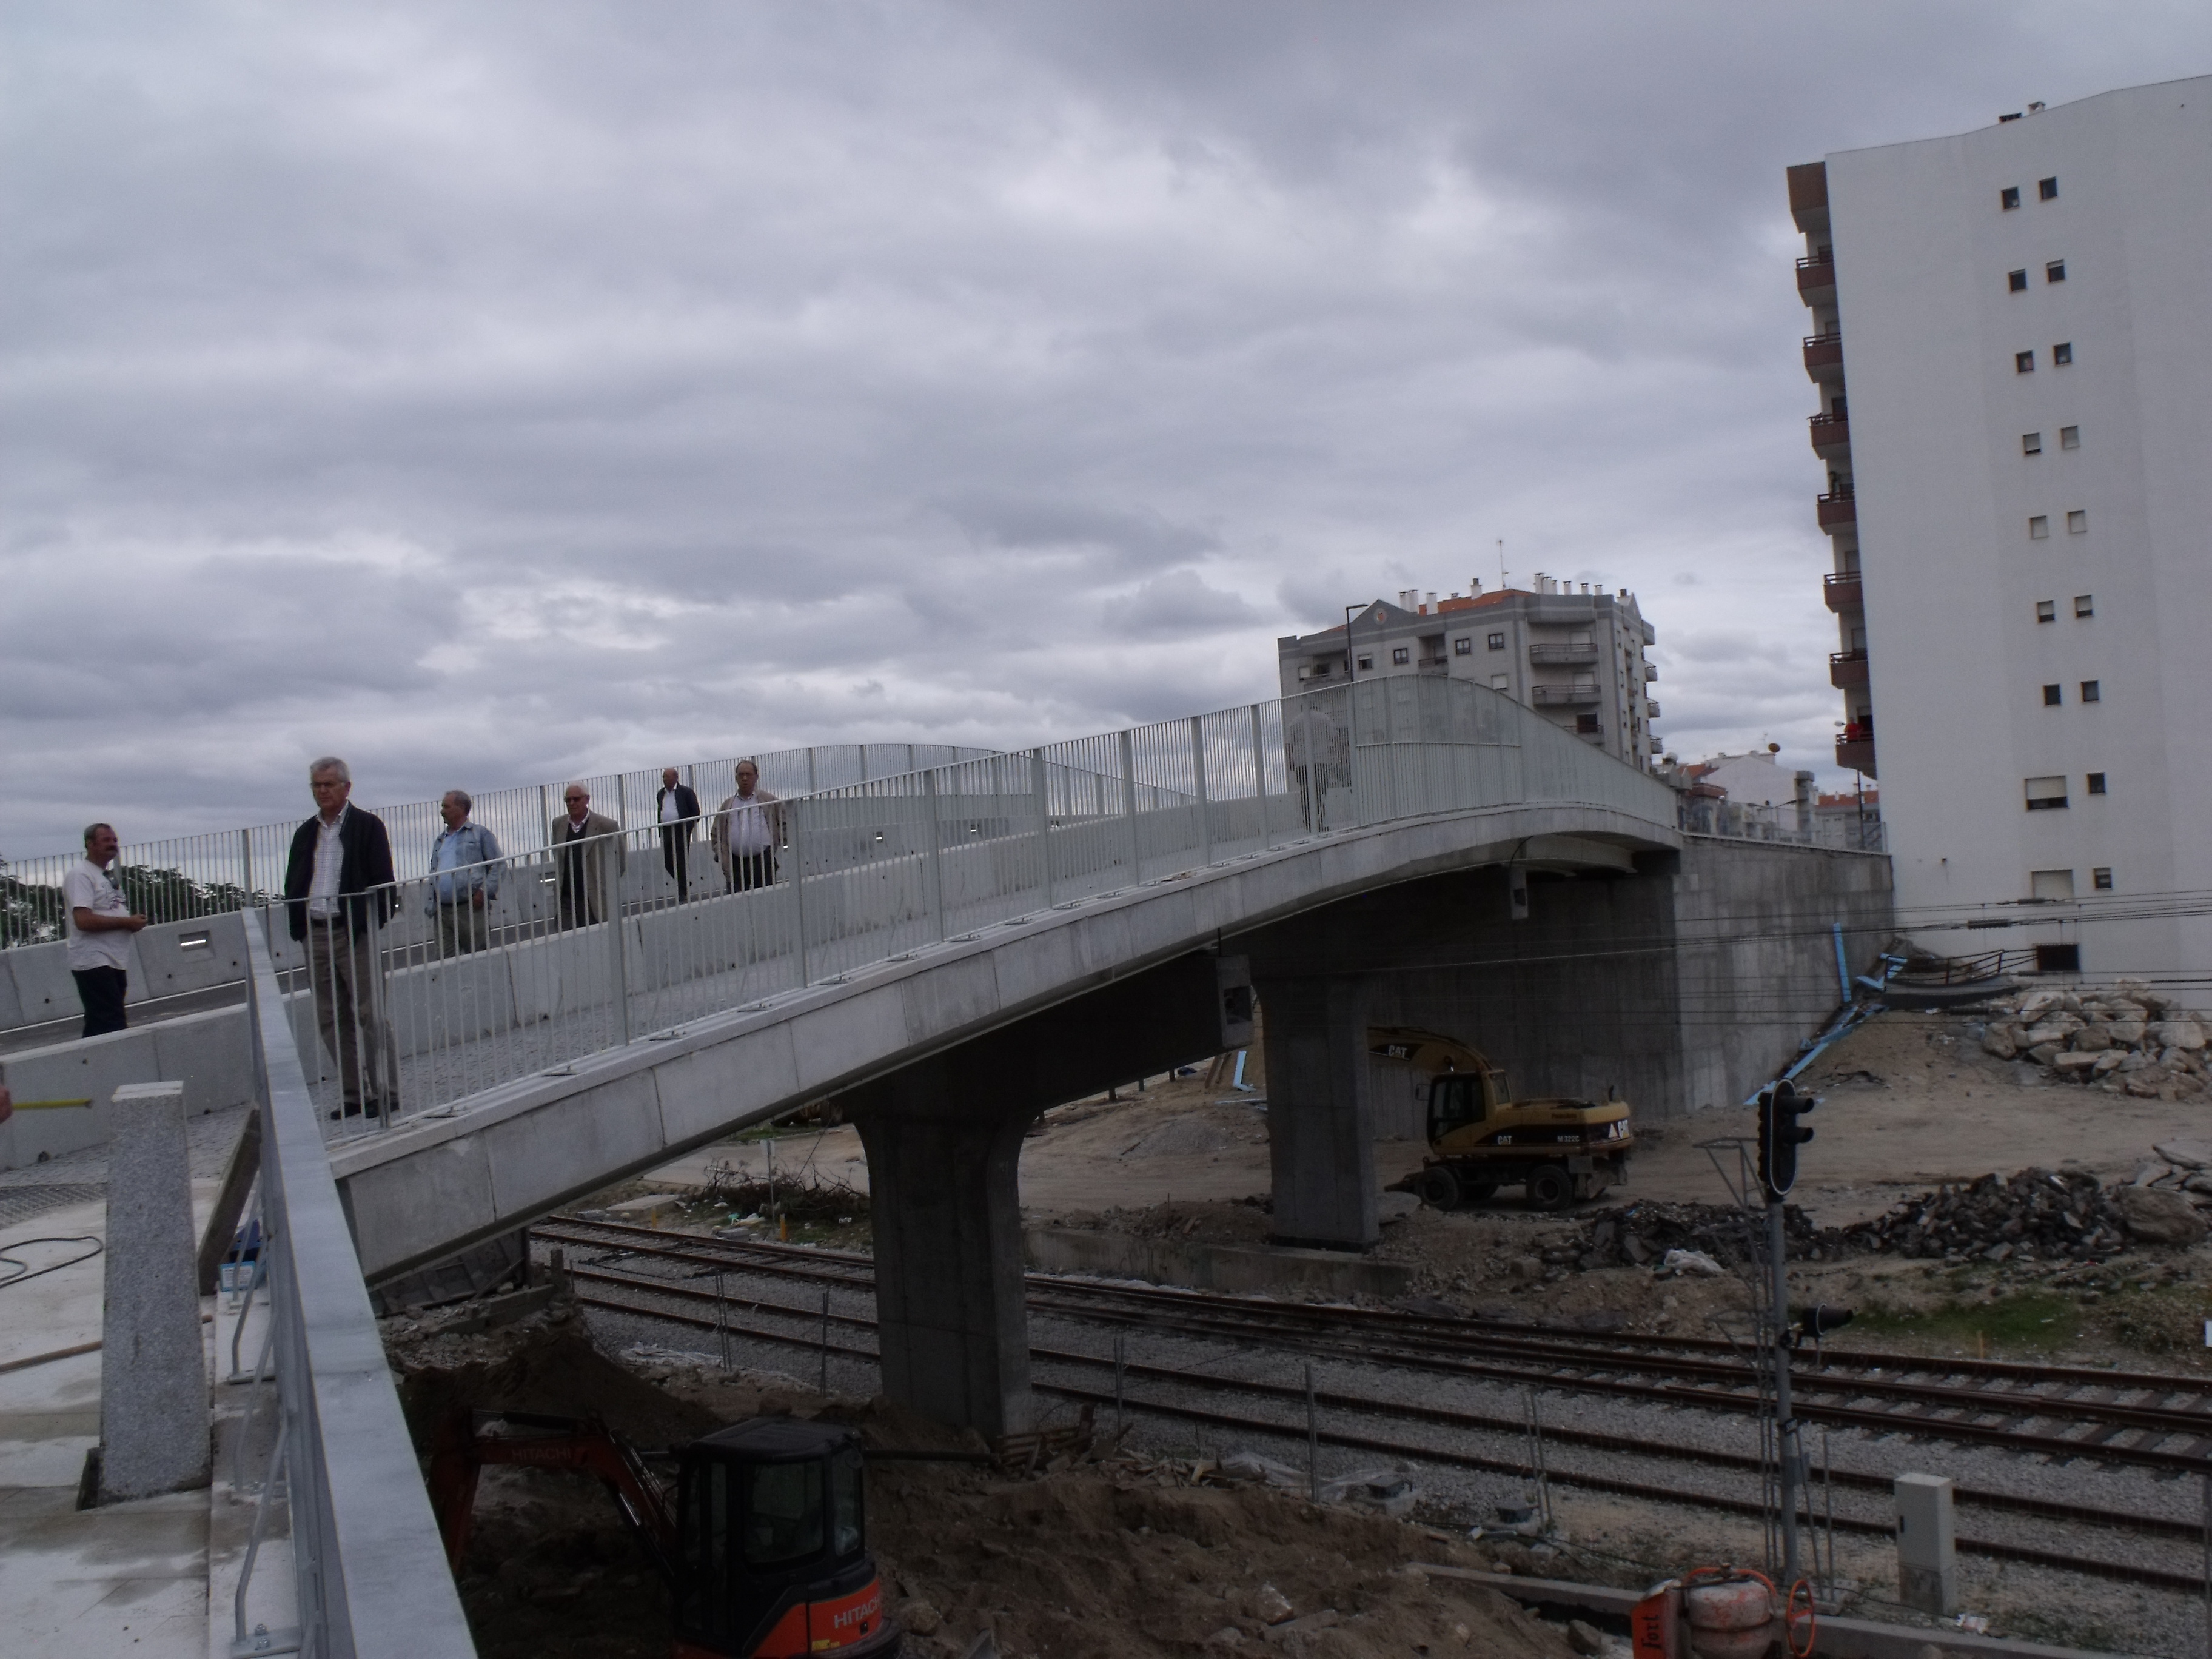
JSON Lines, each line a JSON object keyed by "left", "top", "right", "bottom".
{"left": 5, "top": 3, "right": 2208, "bottom": 854}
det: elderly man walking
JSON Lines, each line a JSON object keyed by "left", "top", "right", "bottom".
{"left": 551, "top": 783, "right": 624, "bottom": 928}
{"left": 282, "top": 757, "right": 399, "bottom": 1122}
{"left": 424, "top": 789, "right": 503, "bottom": 954}
{"left": 66, "top": 822, "right": 147, "bottom": 1037}
{"left": 655, "top": 767, "right": 701, "bottom": 901}
{"left": 711, "top": 759, "right": 784, "bottom": 892}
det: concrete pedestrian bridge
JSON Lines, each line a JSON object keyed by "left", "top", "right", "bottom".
{"left": 1, "top": 679, "right": 1890, "bottom": 1436}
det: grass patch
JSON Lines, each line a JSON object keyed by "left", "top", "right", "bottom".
{"left": 2104, "top": 1285, "right": 2208, "bottom": 1356}
{"left": 1847, "top": 1290, "right": 2082, "bottom": 1356}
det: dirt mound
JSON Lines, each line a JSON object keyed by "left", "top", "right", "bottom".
{"left": 870, "top": 1456, "right": 1580, "bottom": 1659}
{"left": 1838, "top": 1167, "right": 2133, "bottom": 1262}
{"left": 391, "top": 1319, "right": 718, "bottom": 1454}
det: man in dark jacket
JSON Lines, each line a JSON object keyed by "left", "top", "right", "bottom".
{"left": 655, "top": 766, "right": 702, "bottom": 901}
{"left": 283, "top": 756, "right": 398, "bottom": 1122}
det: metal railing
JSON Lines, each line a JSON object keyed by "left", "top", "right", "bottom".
{"left": 235, "top": 905, "right": 478, "bottom": 1657}
{"left": 1681, "top": 794, "right": 1886, "bottom": 853}
{"left": 235, "top": 676, "right": 1679, "bottom": 1129}
{"left": 0, "top": 740, "right": 996, "bottom": 948}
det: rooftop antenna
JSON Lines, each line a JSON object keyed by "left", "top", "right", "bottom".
{"left": 1497, "top": 538, "right": 1507, "bottom": 591}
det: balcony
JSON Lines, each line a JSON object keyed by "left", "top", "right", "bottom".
{"left": 1787, "top": 162, "right": 1829, "bottom": 235}
{"left": 1823, "top": 571, "right": 1863, "bottom": 612}
{"left": 1809, "top": 412, "right": 1851, "bottom": 458}
{"left": 1817, "top": 490, "right": 1856, "bottom": 533}
{"left": 1829, "top": 649, "right": 1870, "bottom": 689}
{"left": 1643, "top": 663, "right": 1658, "bottom": 682}
{"left": 1532, "top": 684, "right": 1603, "bottom": 707}
{"left": 1528, "top": 642, "right": 1600, "bottom": 666}
{"left": 1796, "top": 252, "right": 1836, "bottom": 304}
{"left": 1802, "top": 332, "right": 1844, "bottom": 382}
{"left": 1646, "top": 700, "right": 1662, "bottom": 719}
{"left": 1836, "top": 725, "right": 1875, "bottom": 777}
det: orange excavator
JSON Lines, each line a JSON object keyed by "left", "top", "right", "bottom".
{"left": 429, "top": 1410, "right": 898, "bottom": 1659}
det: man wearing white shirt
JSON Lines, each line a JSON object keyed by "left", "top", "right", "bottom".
{"left": 710, "top": 759, "right": 783, "bottom": 892}
{"left": 65, "top": 822, "right": 146, "bottom": 1037}
{"left": 550, "top": 783, "right": 624, "bottom": 928}
{"left": 281, "top": 756, "right": 398, "bottom": 1121}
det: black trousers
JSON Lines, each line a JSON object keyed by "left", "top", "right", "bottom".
{"left": 729, "top": 850, "right": 776, "bottom": 892}
{"left": 73, "top": 966, "right": 129, "bottom": 1037}
{"left": 660, "top": 827, "right": 691, "bottom": 899}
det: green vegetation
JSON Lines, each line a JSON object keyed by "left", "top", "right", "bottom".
{"left": 1848, "top": 1289, "right": 2082, "bottom": 1355}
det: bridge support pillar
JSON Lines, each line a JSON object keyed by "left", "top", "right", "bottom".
{"left": 852, "top": 1101, "right": 1039, "bottom": 1441}
{"left": 1256, "top": 974, "right": 1378, "bottom": 1250}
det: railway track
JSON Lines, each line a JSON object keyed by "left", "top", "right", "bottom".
{"left": 538, "top": 1216, "right": 2212, "bottom": 1476}
{"left": 560, "top": 1257, "right": 2212, "bottom": 1598}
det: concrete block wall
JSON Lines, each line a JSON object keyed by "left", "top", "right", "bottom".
{"left": 0, "top": 1004, "right": 255, "bottom": 1168}
{"left": 0, "top": 910, "right": 249, "bottom": 1034}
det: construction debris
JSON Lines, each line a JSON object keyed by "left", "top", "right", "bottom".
{"left": 1976, "top": 982, "right": 2208, "bottom": 1098}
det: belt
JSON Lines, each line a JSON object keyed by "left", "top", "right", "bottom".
{"left": 307, "top": 917, "right": 346, "bottom": 928}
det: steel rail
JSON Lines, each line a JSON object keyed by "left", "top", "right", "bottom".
{"left": 566, "top": 1273, "right": 2212, "bottom": 1599}
{"left": 539, "top": 1219, "right": 2212, "bottom": 1463}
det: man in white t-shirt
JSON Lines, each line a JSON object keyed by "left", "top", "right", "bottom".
{"left": 64, "top": 822, "right": 147, "bottom": 1037}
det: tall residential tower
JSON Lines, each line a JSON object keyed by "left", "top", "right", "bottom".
{"left": 1790, "top": 77, "right": 2212, "bottom": 987}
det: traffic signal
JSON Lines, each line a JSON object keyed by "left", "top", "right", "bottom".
{"left": 1757, "top": 1080, "right": 1817, "bottom": 1199}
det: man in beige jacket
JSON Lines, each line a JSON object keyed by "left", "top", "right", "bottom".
{"left": 550, "top": 782, "right": 626, "bottom": 928}
{"left": 710, "top": 759, "right": 784, "bottom": 892}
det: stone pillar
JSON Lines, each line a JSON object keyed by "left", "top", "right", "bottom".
{"left": 1258, "top": 975, "right": 1377, "bottom": 1250}
{"left": 853, "top": 1102, "right": 1038, "bottom": 1441}
{"left": 101, "top": 1081, "right": 212, "bottom": 1502}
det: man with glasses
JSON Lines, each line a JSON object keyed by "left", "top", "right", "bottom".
{"left": 711, "top": 759, "right": 784, "bottom": 892}
{"left": 550, "top": 782, "right": 624, "bottom": 929}
{"left": 281, "top": 756, "right": 398, "bottom": 1121}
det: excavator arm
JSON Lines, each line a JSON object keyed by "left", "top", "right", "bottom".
{"left": 427, "top": 1409, "right": 683, "bottom": 1590}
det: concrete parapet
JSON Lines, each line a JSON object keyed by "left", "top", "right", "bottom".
{"left": 99, "top": 1081, "right": 212, "bottom": 1502}
{"left": 0, "top": 1004, "right": 255, "bottom": 1170}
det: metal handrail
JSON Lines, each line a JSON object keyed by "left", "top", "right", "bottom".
{"left": 239, "top": 914, "right": 478, "bottom": 1658}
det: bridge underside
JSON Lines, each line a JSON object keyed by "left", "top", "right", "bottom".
{"left": 317, "top": 810, "right": 1885, "bottom": 1439}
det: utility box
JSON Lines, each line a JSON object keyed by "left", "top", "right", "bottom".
{"left": 1894, "top": 1472, "right": 1957, "bottom": 1615}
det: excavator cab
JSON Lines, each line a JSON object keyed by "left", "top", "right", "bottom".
{"left": 430, "top": 1411, "right": 896, "bottom": 1659}
{"left": 674, "top": 1419, "right": 892, "bottom": 1659}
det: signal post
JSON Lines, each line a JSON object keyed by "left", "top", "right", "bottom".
{"left": 1757, "top": 1079, "right": 1817, "bottom": 1586}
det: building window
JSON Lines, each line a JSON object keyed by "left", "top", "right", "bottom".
{"left": 2034, "top": 943, "right": 2081, "bottom": 973}
{"left": 2046, "top": 260, "right": 2066, "bottom": 283}
{"left": 1487, "top": 632, "right": 1505, "bottom": 651}
{"left": 1489, "top": 673, "right": 1509, "bottom": 691}
{"left": 2039, "top": 176, "right": 2059, "bottom": 201}
{"left": 1392, "top": 646, "right": 1410, "bottom": 666}
{"left": 2080, "top": 679, "right": 2100, "bottom": 702}
{"left": 1575, "top": 714, "right": 1601, "bottom": 735}
{"left": 2001, "top": 185, "right": 2021, "bottom": 209}
{"left": 2060, "top": 425, "right": 2080, "bottom": 449}
{"left": 2087, "top": 771, "right": 2107, "bottom": 795}
{"left": 2029, "top": 515, "right": 2049, "bottom": 539}
{"left": 2093, "top": 867, "right": 2113, "bottom": 891}
{"left": 2030, "top": 869, "right": 2076, "bottom": 901}
{"left": 2074, "top": 594, "right": 2093, "bottom": 617}
{"left": 1311, "top": 660, "right": 1332, "bottom": 677}
{"left": 1453, "top": 635, "right": 1472, "bottom": 656}
{"left": 2066, "top": 509, "right": 2086, "bottom": 534}
{"left": 2008, "top": 268, "right": 2028, "bottom": 292}
{"left": 2015, "top": 350, "right": 2036, "bottom": 374}
{"left": 2025, "top": 776, "right": 2069, "bottom": 810}
{"left": 2036, "top": 599, "right": 2056, "bottom": 622}
{"left": 2053, "top": 341, "right": 2073, "bottom": 364}
{"left": 2022, "top": 432, "right": 2042, "bottom": 454}
{"left": 2042, "top": 683, "right": 2062, "bottom": 706}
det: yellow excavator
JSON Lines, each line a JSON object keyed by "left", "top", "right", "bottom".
{"left": 1372, "top": 1027, "right": 1634, "bottom": 1212}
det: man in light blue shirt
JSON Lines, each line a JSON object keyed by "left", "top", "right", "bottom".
{"left": 425, "top": 789, "right": 503, "bottom": 956}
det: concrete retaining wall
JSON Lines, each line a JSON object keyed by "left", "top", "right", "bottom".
{"left": 0, "top": 910, "right": 250, "bottom": 1033}
{"left": 0, "top": 1004, "right": 255, "bottom": 1168}
{"left": 1024, "top": 1226, "right": 1413, "bottom": 1299}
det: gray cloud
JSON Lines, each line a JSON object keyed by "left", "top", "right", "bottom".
{"left": 4, "top": 1, "right": 2208, "bottom": 849}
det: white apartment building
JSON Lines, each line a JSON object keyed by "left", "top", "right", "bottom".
{"left": 1276, "top": 577, "right": 1660, "bottom": 771}
{"left": 1791, "top": 76, "right": 2212, "bottom": 987}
